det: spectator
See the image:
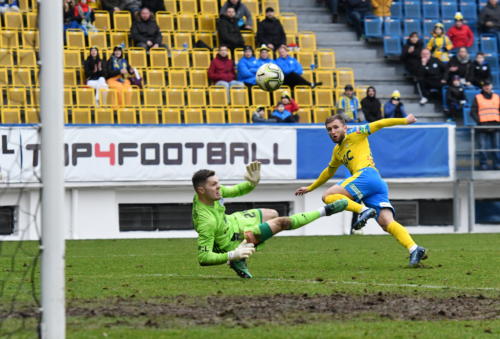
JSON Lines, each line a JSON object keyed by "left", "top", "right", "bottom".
{"left": 280, "top": 91, "right": 299, "bottom": 114}
{"left": 384, "top": 90, "right": 407, "bottom": 118}
{"left": 479, "top": 0, "right": 500, "bottom": 38}
{"left": 141, "top": 0, "right": 165, "bottom": 13}
{"left": 106, "top": 45, "right": 131, "bottom": 106}
{"left": 416, "top": 49, "right": 447, "bottom": 105}
{"left": 131, "top": 7, "right": 166, "bottom": 51}
{"left": 127, "top": 65, "right": 143, "bottom": 88}
{"left": 401, "top": 32, "right": 424, "bottom": 77}
{"left": 371, "top": 0, "right": 392, "bottom": 17}
{"left": 237, "top": 46, "right": 259, "bottom": 87}
{"left": 220, "top": 0, "right": 253, "bottom": 30}
{"left": 272, "top": 102, "right": 296, "bottom": 123}
{"left": 255, "top": 46, "right": 275, "bottom": 68}
{"left": 337, "top": 84, "right": 362, "bottom": 122}
{"left": 427, "top": 23, "right": 454, "bottom": 62}
{"left": 446, "top": 75, "right": 466, "bottom": 122}
{"left": 0, "top": 0, "right": 19, "bottom": 13}
{"left": 84, "top": 47, "right": 109, "bottom": 105}
{"left": 73, "top": 0, "right": 96, "bottom": 34}
{"left": 64, "top": 0, "right": 83, "bottom": 32}
{"left": 470, "top": 81, "right": 500, "bottom": 170}
{"left": 325, "top": 0, "right": 339, "bottom": 23}
{"left": 446, "top": 47, "right": 472, "bottom": 84}
{"left": 347, "top": 0, "right": 372, "bottom": 40}
{"left": 361, "top": 86, "right": 382, "bottom": 122}
{"left": 274, "top": 45, "right": 321, "bottom": 89}
{"left": 217, "top": 6, "right": 245, "bottom": 51}
{"left": 256, "top": 7, "right": 286, "bottom": 51}
{"left": 468, "top": 52, "right": 492, "bottom": 87}
{"left": 447, "top": 12, "right": 474, "bottom": 49}
{"left": 101, "top": 0, "right": 141, "bottom": 14}
{"left": 208, "top": 45, "right": 244, "bottom": 102}
{"left": 252, "top": 106, "right": 277, "bottom": 123}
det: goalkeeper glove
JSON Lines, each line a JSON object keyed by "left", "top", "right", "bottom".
{"left": 228, "top": 240, "right": 255, "bottom": 261}
{"left": 244, "top": 161, "right": 261, "bottom": 186}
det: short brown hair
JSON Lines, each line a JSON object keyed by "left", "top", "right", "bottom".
{"left": 192, "top": 169, "right": 215, "bottom": 190}
{"left": 325, "top": 114, "right": 345, "bottom": 126}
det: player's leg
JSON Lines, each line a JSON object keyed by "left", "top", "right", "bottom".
{"left": 260, "top": 208, "right": 279, "bottom": 222}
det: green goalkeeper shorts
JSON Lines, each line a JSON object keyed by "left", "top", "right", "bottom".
{"left": 230, "top": 208, "right": 263, "bottom": 234}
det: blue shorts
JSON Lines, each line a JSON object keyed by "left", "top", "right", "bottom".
{"left": 337, "top": 167, "right": 395, "bottom": 217}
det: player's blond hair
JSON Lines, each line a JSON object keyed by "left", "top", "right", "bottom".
{"left": 325, "top": 114, "right": 345, "bottom": 126}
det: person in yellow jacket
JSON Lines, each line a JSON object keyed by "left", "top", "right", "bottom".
{"left": 427, "top": 23, "right": 454, "bottom": 62}
{"left": 371, "top": 0, "right": 392, "bottom": 17}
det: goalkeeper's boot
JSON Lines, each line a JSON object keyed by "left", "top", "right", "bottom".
{"left": 325, "top": 199, "right": 348, "bottom": 216}
{"left": 409, "top": 246, "right": 428, "bottom": 267}
{"left": 352, "top": 208, "right": 376, "bottom": 230}
{"left": 229, "top": 259, "right": 253, "bottom": 279}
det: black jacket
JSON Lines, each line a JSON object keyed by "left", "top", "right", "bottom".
{"left": 141, "top": 0, "right": 165, "bottom": 12}
{"left": 471, "top": 90, "right": 500, "bottom": 125}
{"left": 468, "top": 61, "right": 492, "bottom": 87}
{"left": 131, "top": 15, "right": 162, "bottom": 45}
{"left": 479, "top": 3, "right": 500, "bottom": 30}
{"left": 217, "top": 14, "right": 244, "bottom": 49}
{"left": 401, "top": 39, "right": 423, "bottom": 76}
{"left": 446, "top": 55, "right": 471, "bottom": 82}
{"left": 446, "top": 84, "right": 465, "bottom": 104}
{"left": 84, "top": 56, "right": 106, "bottom": 81}
{"left": 361, "top": 95, "right": 382, "bottom": 122}
{"left": 416, "top": 57, "right": 446, "bottom": 82}
{"left": 347, "top": 0, "right": 371, "bottom": 13}
{"left": 256, "top": 17, "right": 286, "bottom": 49}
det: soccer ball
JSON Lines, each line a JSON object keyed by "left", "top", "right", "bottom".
{"left": 256, "top": 63, "right": 284, "bottom": 92}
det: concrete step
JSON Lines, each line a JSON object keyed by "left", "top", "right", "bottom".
{"left": 314, "top": 31, "right": 359, "bottom": 41}
{"left": 334, "top": 48, "right": 380, "bottom": 60}
{"left": 299, "top": 23, "right": 349, "bottom": 32}
{"left": 296, "top": 14, "right": 335, "bottom": 24}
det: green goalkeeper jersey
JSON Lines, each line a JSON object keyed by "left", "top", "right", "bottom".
{"left": 192, "top": 181, "right": 256, "bottom": 266}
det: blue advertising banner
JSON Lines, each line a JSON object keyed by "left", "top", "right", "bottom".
{"left": 296, "top": 126, "right": 450, "bottom": 179}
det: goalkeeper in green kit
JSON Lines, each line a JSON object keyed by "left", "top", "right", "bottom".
{"left": 192, "top": 161, "right": 348, "bottom": 278}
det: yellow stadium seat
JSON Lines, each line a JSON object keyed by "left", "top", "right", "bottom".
{"left": 189, "top": 69, "right": 208, "bottom": 87}
{"left": 12, "top": 68, "right": 32, "bottom": 86}
{"left": 200, "top": 0, "right": 218, "bottom": 14}
{"left": 184, "top": 108, "right": 204, "bottom": 123}
{"left": 26, "top": 12, "right": 38, "bottom": 30}
{"left": 163, "top": 0, "right": 177, "bottom": 13}
{"left": 100, "top": 88, "right": 119, "bottom": 107}
{"left": 64, "top": 88, "right": 73, "bottom": 107}
{"left": 148, "top": 48, "right": 168, "bottom": 68}
{"left": 280, "top": 13, "right": 298, "bottom": 33}
{"left": 64, "top": 49, "right": 81, "bottom": 68}
{"left": 117, "top": 108, "right": 137, "bottom": 124}
{"left": 251, "top": 86, "right": 270, "bottom": 107}
{"left": 317, "top": 49, "right": 336, "bottom": 69}
{"left": 294, "top": 86, "right": 313, "bottom": 106}
{"left": 334, "top": 68, "right": 355, "bottom": 89}
{"left": 227, "top": 107, "right": 247, "bottom": 123}
{"left": 17, "top": 49, "right": 37, "bottom": 67}
{"left": 76, "top": 87, "right": 95, "bottom": 106}
{"left": 314, "top": 88, "right": 334, "bottom": 106}
{"left": 0, "top": 49, "right": 14, "bottom": 66}
{"left": 192, "top": 49, "right": 211, "bottom": 69}
{"left": 66, "top": 29, "right": 85, "bottom": 49}
{"left": 230, "top": 87, "right": 249, "bottom": 107}
{"left": 170, "top": 49, "right": 189, "bottom": 68}
{"left": 244, "top": 0, "right": 259, "bottom": 15}
{"left": 161, "top": 32, "right": 172, "bottom": 49}
{"left": 206, "top": 108, "right": 226, "bottom": 123}
{"left": 4, "top": 12, "right": 23, "bottom": 30}
{"left": 168, "top": 69, "right": 187, "bottom": 87}
{"left": 177, "top": 13, "right": 196, "bottom": 32}
{"left": 63, "top": 69, "right": 77, "bottom": 87}
{"left": 94, "top": 11, "right": 111, "bottom": 31}
{"left": 162, "top": 108, "right": 181, "bottom": 124}
{"left": 165, "top": 88, "right": 185, "bottom": 106}
{"left": 233, "top": 48, "right": 244, "bottom": 64}
{"left": 127, "top": 47, "right": 147, "bottom": 68}
{"left": 0, "top": 30, "right": 19, "bottom": 49}
{"left": 144, "top": 87, "right": 164, "bottom": 106}
{"left": 241, "top": 32, "right": 255, "bottom": 48}
{"left": 209, "top": 86, "right": 228, "bottom": 106}
{"left": 140, "top": 108, "right": 160, "bottom": 124}
{"left": 29, "top": 87, "right": 39, "bottom": 106}
{"left": 313, "top": 107, "right": 334, "bottom": 123}
{"left": 263, "top": 0, "right": 280, "bottom": 14}
{"left": 0, "top": 68, "right": 8, "bottom": 86}
{"left": 194, "top": 32, "right": 215, "bottom": 48}
{"left": 89, "top": 31, "right": 108, "bottom": 50}
{"left": 156, "top": 12, "right": 174, "bottom": 32}
{"left": 22, "top": 30, "right": 39, "bottom": 49}
{"left": 356, "top": 86, "right": 369, "bottom": 101}
{"left": 179, "top": 0, "right": 197, "bottom": 13}
{"left": 25, "top": 108, "right": 40, "bottom": 123}
{"left": 299, "top": 31, "right": 317, "bottom": 50}
{"left": 297, "top": 107, "right": 312, "bottom": 123}
{"left": 197, "top": 14, "right": 217, "bottom": 32}
{"left": 127, "top": 87, "right": 141, "bottom": 107}
{"left": 302, "top": 70, "right": 313, "bottom": 84}
{"left": 146, "top": 69, "right": 166, "bottom": 87}
{"left": 113, "top": 11, "right": 132, "bottom": 31}
{"left": 7, "top": 87, "right": 27, "bottom": 106}
{"left": 315, "top": 70, "right": 334, "bottom": 88}
{"left": 296, "top": 50, "right": 315, "bottom": 69}
{"left": 19, "top": 0, "right": 32, "bottom": 12}
{"left": 110, "top": 31, "right": 129, "bottom": 48}
{"left": 286, "top": 33, "right": 297, "bottom": 46}
{"left": 272, "top": 86, "right": 291, "bottom": 105}
{"left": 2, "top": 108, "right": 21, "bottom": 123}
{"left": 72, "top": 108, "right": 92, "bottom": 124}
{"left": 95, "top": 108, "right": 114, "bottom": 124}
{"left": 187, "top": 87, "right": 207, "bottom": 107}
{"left": 64, "top": 108, "right": 71, "bottom": 123}
{"left": 173, "top": 32, "right": 192, "bottom": 49}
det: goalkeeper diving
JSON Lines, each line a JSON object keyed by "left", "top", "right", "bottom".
{"left": 192, "top": 161, "right": 348, "bottom": 278}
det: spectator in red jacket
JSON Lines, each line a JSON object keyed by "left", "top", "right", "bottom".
{"left": 279, "top": 91, "right": 300, "bottom": 121}
{"left": 208, "top": 45, "right": 244, "bottom": 103}
{"left": 447, "top": 12, "right": 474, "bottom": 49}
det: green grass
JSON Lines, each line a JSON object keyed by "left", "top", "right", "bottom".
{"left": 1, "top": 233, "right": 500, "bottom": 338}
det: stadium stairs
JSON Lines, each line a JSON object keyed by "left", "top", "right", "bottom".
{"left": 281, "top": 0, "right": 444, "bottom": 122}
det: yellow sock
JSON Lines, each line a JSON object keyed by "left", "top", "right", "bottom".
{"left": 324, "top": 194, "right": 364, "bottom": 213}
{"left": 386, "top": 221, "right": 416, "bottom": 251}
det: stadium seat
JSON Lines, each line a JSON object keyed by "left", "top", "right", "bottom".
{"left": 480, "top": 35, "right": 498, "bottom": 55}
{"left": 251, "top": 87, "right": 271, "bottom": 107}
{"left": 200, "top": 0, "right": 218, "bottom": 14}
{"left": 139, "top": 108, "right": 160, "bottom": 124}
{"left": 162, "top": 108, "right": 181, "bottom": 124}
{"left": 316, "top": 49, "right": 336, "bottom": 69}
{"left": 206, "top": 108, "right": 226, "bottom": 123}
{"left": 127, "top": 87, "right": 141, "bottom": 107}
{"left": 12, "top": 68, "right": 32, "bottom": 86}
{"left": 29, "top": 87, "right": 40, "bottom": 106}
{"left": 149, "top": 48, "right": 169, "bottom": 68}
{"left": 241, "top": 31, "right": 255, "bottom": 49}
{"left": 156, "top": 12, "right": 174, "bottom": 32}
{"left": 441, "top": 2, "right": 458, "bottom": 19}
{"left": 233, "top": 48, "right": 244, "bottom": 64}
{"left": 113, "top": 11, "right": 132, "bottom": 31}
{"left": 383, "top": 36, "right": 403, "bottom": 56}
{"left": 163, "top": 0, "right": 177, "bottom": 13}
{"left": 0, "top": 49, "right": 13, "bottom": 67}
{"left": 95, "top": 108, "right": 114, "bottom": 124}
{"left": 460, "top": 2, "right": 478, "bottom": 22}
{"left": 297, "top": 107, "right": 312, "bottom": 123}
{"left": 64, "top": 88, "right": 73, "bottom": 107}
{"left": 7, "top": 87, "right": 27, "bottom": 106}
{"left": 485, "top": 53, "right": 499, "bottom": 72}
{"left": 423, "top": 19, "right": 439, "bottom": 39}
{"left": 230, "top": 87, "right": 249, "bottom": 107}
{"left": 298, "top": 32, "right": 316, "bottom": 50}
{"left": 183, "top": 108, "right": 203, "bottom": 123}
{"left": 179, "top": 0, "right": 198, "bottom": 13}
{"left": 334, "top": 68, "right": 355, "bottom": 89}
{"left": 364, "top": 16, "right": 383, "bottom": 39}
{"left": 195, "top": 32, "right": 215, "bottom": 49}
{"left": 66, "top": 29, "right": 85, "bottom": 49}
{"left": 0, "top": 68, "right": 8, "bottom": 86}
{"left": 272, "top": 86, "right": 291, "bottom": 105}
{"left": 75, "top": 87, "right": 95, "bottom": 106}
{"left": 315, "top": 70, "right": 334, "bottom": 88}
{"left": 403, "top": 18, "right": 422, "bottom": 37}
{"left": 286, "top": 33, "right": 297, "bottom": 46}
{"left": 314, "top": 88, "right": 334, "bottom": 106}
{"left": 100, "top": 88, "right": 119, "bottom": 107}
{"left": 383, "top": 18, "right": 402, "bottom": 37}
{"left": 189, "top": 69, "right": 208, "bottom": 87}
{"left": 391, "top": 2, "right": 403, "bottom": 18}
{"left": 142, "top": 88, "right": 162, "bottom": 107}
{"left": 110, "top": 31, "right": 129, "bottom": 48}
{"left": 244, "top": 0, "right": 259, "bottom": 15}
{"left": 442, "top": 19, "right": 454, "bottom": 32}
{"left": 4, "top": 11, "right": 23, "bottom": 30}
{"left": 17, "top": 49, "right": 37, "bottom": 67}
{"left": 168, "top": 69, "right": 188, "bottom": 88}
{"left": 117, "top": 108, "right": 137, "bottom": 124}
{"left": 170, "top": 50, "right": 190, "bottom": 68}
{"left": 297, "top": 50, "right": 315, "bottom": 70}
{"left": 178, "top": 13, "right": 196, "bottom": 32}
{"left": 281, "top": 13, "right": 298, "bottom": 33}
{"left": 127, "top": 48, "right": 147, "bottom": 68}
{"left": 192, "top": 49, "right": 211, "bottom": 69}
{"left": 294, "top": 86, "right": 313, "bottom": 106}
{"left": 25, "top": 108, "right": 40, "bottom": 123}
{"left": 313, "top": 107, "right": 334, "bottom": 123}
{"left": 1, "top": 108, "right": 21, "bottom": 124}
{"left": 462, "top": 106, "right": 476, "bottom": 126}
{"left": 22, "top": 30, "right": 39, "bottom": 49}
{"left": 71, "top": 108, "right": 92, "bottom": 124}
{"left": 404, "top": 1, "right": 421, "bottom": 18}
{"left": 145, "top": 69, "right": 166, "bottom": 87}
{"left": 88, "top": 31, "right": 108, "bottom": 50}
{"left": 302, "top": 70, "right": 314, "bottom": 84}
{"left": 209, "top": 86, "right": 228, "bottom": 106}
{"left": 0, "top": 30, "right": 19, "bottom": 49}
{"left": 422, "top": 1, "right": 439, "bottom": 19}
{"left": 26, "top": 12, "right": 38, "bottom": 30}
{"left": 165, "top": 88, "right": 185, "bottom": 106}
{"left": 227, "top": 107, "right": 247, "bottom": 123}
{"left": 197, "top": 14, "right": 217, "bottom": 32}
{"left": 93, "top": 11, "right": 111, "bottom": 31}
{"left": 187, "top": 88, "right": 207, "bottom": 107}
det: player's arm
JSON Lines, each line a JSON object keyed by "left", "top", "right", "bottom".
{"left": 368, "top": 114, "right": 417, "bottom": 134}
{"left": 295, "top": 164, "right": 339, "bottom": 195}
{"left": 221, "top": 162, "right": 261, "bottom": 198}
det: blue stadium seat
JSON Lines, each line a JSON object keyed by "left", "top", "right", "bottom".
{"left": 423, "top": 19, "right": 439, "bottom": 38}
{"left": 441, "top": 2, "right": 458, "bottom": 19}
{"left": 442, "top": 86, "right": 449, "bottom": 110}
{"left": 404, "top": 1, "right": 421, "bottom": 18}
{"left": 479, "top": 0, "right": 487, "bottom": 10}
{"left": 423, "top": 1, "right": 440, "bottom": 19}
{"left": 384, "top": 18, "right": 402, "bottom": 36}
{"left": 364, "top": 16, "right": 383, "bottom": 39}
{"left": 442, "top": 19, "right": 454, "bottom": 32}
{"left": 468, "top": 37, "right": 479, "bottom": 55}
{"left": 492, "top": 71, "right": 500, "bottom": 88}
{"left": 391, "top": 2, "right": 403, "bottom": 18}
{"left": 404, "top": 18, "right": 422, "bottom": 37}
{"left": 484, "top": 53, "right": 499, "bottom": 72}
{"left": 460, "top": 2, "right": 478, "bottom": 22}
{"left": 384, "top": 36, "right": 403, "bottom": 56}
{"left": 465, "top": 88, "right": 480, "bottom": 104}
{"left": 462, "top": 106, "right": 476, "bottom": 126}
{"left": 480, "top": 34, "right": 498, "bottom": 55}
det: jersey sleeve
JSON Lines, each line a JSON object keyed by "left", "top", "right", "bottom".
{"left": 368, "top": 118, "right": 408, "bottom": 133}
{"left": 220, "top": 181, "right": 255, "bottom": 198}
{"left": 196, "top": 218, "right": 230, "bottom": 266}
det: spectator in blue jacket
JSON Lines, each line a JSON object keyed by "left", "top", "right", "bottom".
{"left": 274, "top": 45, "right": 320, "bottom": 89}
{"left": 255, "top": 46, "right": 275, "bottom": 68}
{"left": 384, "top": 90, "right": 408, "bottom": 118}
{"left": 272, "top": 102, "right": 297, "bottom": 123}
{"left": 237, "top": 46, "right": 260, "bottom": 86}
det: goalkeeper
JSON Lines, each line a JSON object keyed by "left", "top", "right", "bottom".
{"left": 192, "top": 161, "right": 348, "bottom": 278}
